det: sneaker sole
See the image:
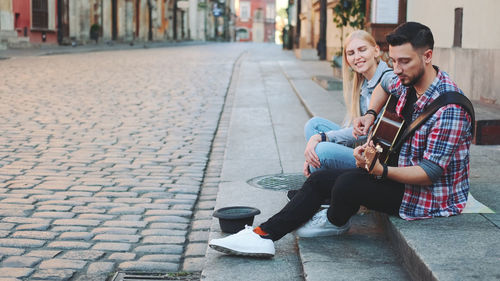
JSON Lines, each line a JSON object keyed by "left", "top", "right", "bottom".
{"left": 209, "top": 244, "right": 274, "bottom": 258}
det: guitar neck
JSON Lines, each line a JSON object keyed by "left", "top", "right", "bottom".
{"left": 370, "top": 95, "right": 405, "bottom": 163}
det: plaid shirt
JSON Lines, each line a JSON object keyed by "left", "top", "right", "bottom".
{"left": 385, "top": 67, "right": 473, "bottom": 220}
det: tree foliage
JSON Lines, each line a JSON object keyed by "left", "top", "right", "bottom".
{"left": 332, "top": 0, "right": 365, "bottom": 29}
{"left": 277, "top": 8, "right": 288, "bottom": 20}
{"left": 332, "top": 0, "right": 366, "bottom": 58}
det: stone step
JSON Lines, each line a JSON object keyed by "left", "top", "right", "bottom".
{"left": 312, "top": 75, "right": 343, "bottom": 91}
{"left": 7, "top": 36, "right": 32, "bottom": 49}
{"left": 294, "top": 48, "right": 320, "bottom": 61}
{"left": 0, "top": 30, "right": 18, "bottom": 40}
{"left": 382, "top": 212, "right": 499, "bottom": 281}
{"left": 472, "top": 101, "right": 500, "bottom": 145}
{"left": 299, "top": 212, "right": 411, "bottom": 281}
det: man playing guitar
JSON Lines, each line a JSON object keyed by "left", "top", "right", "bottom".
{"left": 208, "top": 22, "right": 473, "bottom": 258}
{"left": 353, "top": 21, "right": 473, "bottom": 220}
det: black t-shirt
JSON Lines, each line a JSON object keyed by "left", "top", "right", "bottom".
{"left": 386, "top": 88, "right": 417, "bottom": 166}
{"left": 402, "top": 88, "right": 418, "bottom": 123}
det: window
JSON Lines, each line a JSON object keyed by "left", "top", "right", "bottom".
{"left": 266, "top": 4, "right": 275, "bottom": 22}
{"left": 32, "top": 0, "right": 48, "bottom": 29}
{"left": 236, "top": 28, "right": 249, "bottom": 40}
{"left": 453, "top": 8, "right": 463, "bottom": 47}
{"left": 371, "top": 0, "right": 399, "bottom": 24}
{"left": 254, "top": 8, "right": 263, "bottom": 22}
{"left": 240, "top": 2, "right": 250, "bottom": 22}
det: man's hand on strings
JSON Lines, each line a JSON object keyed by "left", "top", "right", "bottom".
{"left": 353, "top": 143, "right": 367, "bottom": 169}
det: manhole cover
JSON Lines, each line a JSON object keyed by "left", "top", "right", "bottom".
{"left": 247, "top": 173, "right": 306, "bottom": 191}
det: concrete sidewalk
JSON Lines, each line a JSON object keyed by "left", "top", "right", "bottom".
{"left": 202, "top": 44, "right": 500, "bottom": 281}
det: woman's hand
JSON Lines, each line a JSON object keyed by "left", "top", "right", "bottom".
{"left": 304, "top": 134, "right": 321, "bottom": 169}
{"left": 303, "top": 161, "right": 311, "bottom": 177}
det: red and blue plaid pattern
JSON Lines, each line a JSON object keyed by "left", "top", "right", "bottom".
{"left": 386, "top": 67, "right": 473, "bottom": 220}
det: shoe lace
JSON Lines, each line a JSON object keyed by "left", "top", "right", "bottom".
{"left": 233, "top": 225, "right": 254, "bottom": 236}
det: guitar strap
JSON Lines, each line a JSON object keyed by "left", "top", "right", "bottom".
{"left": 391, "top": 91, "right": 476, "bottom": 153}
{"left": 374, "top": 69, "right": 393, "bottom": 87}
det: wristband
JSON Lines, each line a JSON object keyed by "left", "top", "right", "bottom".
{"left": 365, "top": 109, "right": 378, "bottom": 118}
{"left": 380, "top": 163, "right": 388, "bottom": 180}
{"left": 382, "top": 163, "right": 389, "bottom": 179}
{"left": 319, "top": 132, "right": 327, "bottom": 142}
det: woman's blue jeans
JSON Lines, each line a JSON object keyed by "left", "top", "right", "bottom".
{"left": 304, "top": 117, "right": 357, "bottom": 172}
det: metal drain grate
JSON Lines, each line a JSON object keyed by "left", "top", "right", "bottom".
{"left": 247, "top": 173, "right": 307, "bottom": 191}
{"left": 110, "top": 272, "right": 201, "bottom": 281}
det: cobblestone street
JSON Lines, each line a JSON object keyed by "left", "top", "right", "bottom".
{"left": 0, "top": 43, "right": 246, "bottom": 280}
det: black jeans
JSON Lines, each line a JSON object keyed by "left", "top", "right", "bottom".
{"left": 260, "top": 168, "right": 405, "bottom": 241}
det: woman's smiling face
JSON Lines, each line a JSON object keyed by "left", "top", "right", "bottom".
{"left": 345, "top": 37, "right": 379, "bottom": 77}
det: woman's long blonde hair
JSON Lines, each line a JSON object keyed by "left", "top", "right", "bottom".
{"left": 342, "top": 30, "right": 380, "bottom": 126}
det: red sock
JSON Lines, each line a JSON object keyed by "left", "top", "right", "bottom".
{"left": 253, "top": 226, "right": 269, "bottom": 236}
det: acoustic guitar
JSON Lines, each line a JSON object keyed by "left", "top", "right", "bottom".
{"left": 364, "top": 95, "right": 405, "bottom": 172}
{"left": 363, "top": 91, "right": 476, "bottom": 172}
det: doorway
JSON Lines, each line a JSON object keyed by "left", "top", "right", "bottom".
{"left": 112, "top": 0, "right": 117, "bottom": 40}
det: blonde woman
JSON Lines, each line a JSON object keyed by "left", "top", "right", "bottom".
{"left": 302, "top": 30, "right": 394, "bottom": 177}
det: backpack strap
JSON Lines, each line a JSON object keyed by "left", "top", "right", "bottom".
{"left": 392, "top": 91, "right": 475, "bottom": 152}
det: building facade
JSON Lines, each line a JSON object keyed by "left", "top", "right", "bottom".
{"left": 406, "top": 0, "right": 500, "bottom": 103}
{"left": 234, "top": 0, "right": 275, "bottom": 42}
{"left": 287, "top": 0, "right": 499, "bottom": 102}
{"left": 292, "top": 0, "right": 357, "bottom": 61}
{"left": 0, "top": 0, "right": 16, "bottom": 49}
{"left": 0, "top": 0, "right": 218, "bottom": 48}
{"left": 0, "top": 0, "right": 58, "bottom": 47}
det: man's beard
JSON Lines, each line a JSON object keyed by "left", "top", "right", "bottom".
{"left": 402, "top": 65, "right": 425, "bottom": 86}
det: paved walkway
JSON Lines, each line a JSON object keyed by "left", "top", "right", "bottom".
{"left": 1, "top": 42, "right": 498, "bottom": 281}
{"left": 0, "top": 43, "right": 246, "bottom": 280}
{"left": 0, "top": 41, "right": 204, "bottom": 59}
{"left": 202, "top": 44, "right": 500, "bottom": 281}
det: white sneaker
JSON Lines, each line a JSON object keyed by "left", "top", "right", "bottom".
{"left": 296, "top": 209, "right": 351, "bottom": 237}
{"left": 209, "top": 226, "right": 275, "bottom": 258}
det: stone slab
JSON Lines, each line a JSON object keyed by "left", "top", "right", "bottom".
{"left": 299, "top": 213, "right": 410, "bottom": 281}
{"left": 202, "top": 50, "right": 304, "bottom": 281}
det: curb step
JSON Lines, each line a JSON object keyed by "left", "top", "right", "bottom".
{"left": 312, "top": 75, "right": 342, "bottom": 91}
{"left": 298, "top": 212, "right": 411, "bottom": 281}
{"left": 7, "top": 36, "right": 31, "bottom": 49}
{"left": 380, "top": 214, "right": 437, "bottom": 281}
{"left": 381, "top": 213, "right": 500, "bottom": 281}
{"left": 472, "top": 100, "right": 500, "bottom": 145}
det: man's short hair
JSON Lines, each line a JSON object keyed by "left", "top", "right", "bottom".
{"left": 386, "top": 22, "right": 434, "bottom": 51}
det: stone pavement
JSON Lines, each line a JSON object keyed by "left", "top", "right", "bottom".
{"left": 0, "top": 43, "right": 247, "bottom": 280}
{"left": 1, "top": 42, "right": 499, "bottom": 281}
{"left": 201, "top": 44, "right": 500, "bottom": 281}
{"left": 0, "top": 41, "right": 205, "bottom": 60}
